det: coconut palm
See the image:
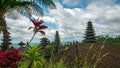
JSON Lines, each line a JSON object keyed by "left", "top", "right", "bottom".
{"left": 0, "top": 0, "right": 56, "bottom": 51}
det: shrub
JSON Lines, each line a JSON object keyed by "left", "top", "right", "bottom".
{"left": 23, "top": 45, "right": 45, "bottom": 68}
{"left": 0, "top": 48, "right": 22, "bottom": 68}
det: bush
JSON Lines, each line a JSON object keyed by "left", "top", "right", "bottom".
{"left": 0, "top": 48, "right": 22, "bottom": 68}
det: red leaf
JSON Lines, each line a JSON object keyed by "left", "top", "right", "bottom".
{"left": 39, "top": 31, "right": 45, "bottom": 35}
{"left": 39, "top": 25, "right": 48, "bottom": 29}
{"left": 29, "top": 18, "right": 48, "bottom": 35}
{"left": 39, "top": 19, "right": 44, "bottom": 25}
{"left": 0, "top": 48, "right": 22, "bottom": 67}
{"left": 0, "top": 51, "right": 4, "bottom": 59}
{"left": 30, "top": 18, "right": 37, "bottom": 26}
{"left": 10, "top": 62, "right": 16, "bottom": 68}
{"left": 28, "top": 27, "right": 33, "bottom": 30}
{"left": 35, "top": 23, "right": 41, "bottom": 27}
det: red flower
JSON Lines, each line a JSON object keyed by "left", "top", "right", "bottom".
{"left": 29, "top": 18, "right": 48, "bottom": 35}
{"left": 0, "top": 49, "right": 23, "bottom": 68}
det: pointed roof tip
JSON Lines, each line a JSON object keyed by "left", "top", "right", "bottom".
{"left": 88, "top": 20, "right": 91, "bottom": 22}
{"left": 56, "top": 30, "right": 59, "bottom": 33}
{"left": 88, "top": 20, "right": 92, "bottom": 23}
{"left": 18, "top": 41, "right": 25, "bottom": 45}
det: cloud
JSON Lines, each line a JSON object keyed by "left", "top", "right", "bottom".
{"left": 1, "top": 0, "right": 120, "bottom": 44}
{"left": 62, "top": 0, "right": 80, "bottom": 6}
{"left": 61, "top": 0, "right": 118, "bottom": 8}
{"left": 4, "top": 13, "right": 55, "bottom": 43}
{"left": 49, "top": 1, "right": 120, "bottom": 41}
{"left": 5, "top": 16, "right": 32, "bottom": 43}
{"left": 42, "top": 16, "right": 56, "bottom": 23}
{"left": 32, "top": 15, "right": 56, "bottom": 23}
{"left": 1, "top": 9, "right": 58, "bottom": 43}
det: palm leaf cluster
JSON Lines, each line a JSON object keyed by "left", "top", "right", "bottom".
{"left": 0, "top": 0, "right": 56, "bottom": 18}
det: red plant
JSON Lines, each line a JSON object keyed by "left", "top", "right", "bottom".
{"left": 29, "top": 18, "right": 48, "bottom": 43}
{"left": 0, "top": 48, "right": 22, "bottom": 68}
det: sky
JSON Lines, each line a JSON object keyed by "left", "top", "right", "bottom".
{"left": 0, "top": 0, "right": 120, "bottom": 44}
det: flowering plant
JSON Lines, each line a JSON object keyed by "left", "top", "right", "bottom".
{"left": 0, "top": 48, "right": 22, "bottom": 68}
{"left": 29, "top": 18, "right": 48, "bottom": 43}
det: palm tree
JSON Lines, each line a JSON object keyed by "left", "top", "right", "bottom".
{"left": 0, "top": 0, "right": 56, "bottom": 51}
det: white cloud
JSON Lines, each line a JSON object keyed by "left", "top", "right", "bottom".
{"left": 5, "top": 17, "right": 32, "bottom": 43}
{"left": 32, "top": 15, "right": 56, "bottom": 23}
{"left": 48, "top": 1, "right": 120, "bottom": 41}
{"left": 4, "top": 12, "right": 57, "bottom": 43}
{"left": 62, "top": 0, "right": 80, "bottom": 6}
{"left": 1, "top": 0, "right": 120, "bottom": 44}
{"left": 42, "top": 16, "right": 56, "bottom": 23}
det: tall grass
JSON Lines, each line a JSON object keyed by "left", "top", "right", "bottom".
{"left": 18, "top": 43, "right": 109, "bottom": 68}
{"left": 82, "top": 44, "right": 109, "bottom": 68}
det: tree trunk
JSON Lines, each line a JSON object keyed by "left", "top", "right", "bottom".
{"left": 0, "top": 17, "right": 11, "bottom": 51}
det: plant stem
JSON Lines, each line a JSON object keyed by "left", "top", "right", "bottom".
{"left": 93, "top": 48, "right": 102, "bottom": 68}
{"left": 75, "top": 45, "right": 80, "bottom": 68}
{"left": 29, "top": 33, "right": 36, "bottom": 44}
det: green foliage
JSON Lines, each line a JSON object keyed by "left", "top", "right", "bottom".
{"left": 23, "top": 45, "right": 45, "bottom": 68}
{"left": 19, "top": 44, "right": 66, "bottom": 68}
{"left": 53, "top": 59, "right": 65, "bottom": 68}
{"left": 63, "top": 46, "right": 69, "bottom": 51}
{"left": 44, "top": 57, "right": 65, "bottom": 68}
{"left": 0, "top": 17, "right": 12, "bottom": 51}
{"left": 0, "top": 0, "right": 56, "bottom": 17}
{"left": 97, "top": 35, "right": 120, "bottom": 46}
{"left": 0, "top": 26, "right": 7, "bottom": 32}
{"left": 0, "top": 31, "right": 12, "bottom": 51}
{"left": 40, "top": 37, "right": 50, "bottom": 49}
{"left": 18, "top": 61, "right": 29, "bottom": 68}
{"left": 46, "top": 45, "right": 54, "bottom": 50}
{"left": 44, "top": 45, "right": 54, "bottom": 57}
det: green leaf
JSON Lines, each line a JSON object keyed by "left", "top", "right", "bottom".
{"left": 0, "top": 26, "right": 7, "bottom": 30}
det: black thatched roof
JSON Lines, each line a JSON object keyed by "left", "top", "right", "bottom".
{"left": 18, "top": 41, "right": 25, "bottom": 46}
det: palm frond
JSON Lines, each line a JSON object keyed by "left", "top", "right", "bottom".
{"left": 2, "top": 0, "right": 56, "bottom": 18}
{"left": 49, "top": 0, "right": 56, "bottom": 9}
{"left": 27, "top": 2, "right": 44, "bottom": 16}
{"left": 17, "top": 0, "right": 56, "bottom": 9}
{"left": 7, "top": 1, "right": 44, "bottom": 17}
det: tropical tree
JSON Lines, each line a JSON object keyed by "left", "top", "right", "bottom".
{"left": 40, "top": 37, "right": 50, "bottom": 49}
{"left": 0, "top": 0, "right": 56, "bottom": 51}
{"left": 1, "top": 32, "right": 12, "bottom": 51}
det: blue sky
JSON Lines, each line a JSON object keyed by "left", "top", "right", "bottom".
{"left": 0, "top": 0, "right": 120, "bottom": 44}
{"left": 59, "top": 0, "right": 88, "bottom": 8}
